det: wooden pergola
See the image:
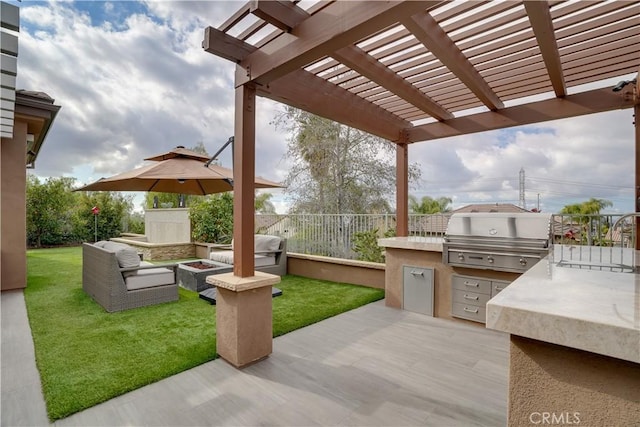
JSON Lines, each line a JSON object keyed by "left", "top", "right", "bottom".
{"left": 203, "top": 0, "right": 640, "bottom": 277}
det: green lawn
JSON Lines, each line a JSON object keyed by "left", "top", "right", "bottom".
{"left": 25, "top": 246, "right": 384, "bottom": 421}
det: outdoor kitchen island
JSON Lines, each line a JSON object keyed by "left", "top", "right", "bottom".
{"left": 378, "top": 236, "right": 520, "bottom": 321}
{"left": 486, "top": 246, "right": 640, "bottom": 426}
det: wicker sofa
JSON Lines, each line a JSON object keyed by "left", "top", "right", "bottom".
{"left": 206, "top": 235, "right": 287, "bottom": 276}
{"left": 82, "top": 242, "right": 178, "bottom": 312}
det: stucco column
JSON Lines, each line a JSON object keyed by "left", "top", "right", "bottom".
{"left": 1, "top": 121, "right": 28, "bottom": 291}
{"left": 206, "top": 272, "right": 280, "bottom": 368}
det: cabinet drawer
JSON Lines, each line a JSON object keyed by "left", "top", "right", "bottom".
{"left": 452, "top": 289, "right": 491, "bottom": 307}
{"left": 452, "top": 275, "right": 491, "bottom": 295}
{"left": 452, "top": 302, "right": 486, "bottom": 323}
{"left": 491, "top": 280, "right": 510, "bottom": 297}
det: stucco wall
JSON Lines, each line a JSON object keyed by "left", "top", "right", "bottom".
{"left": 144, "top": 208, "right": 190, "bottom": 243}
{"left": 1, "top": 122, "right": 27, "bottom": 291}
{"left": 287, "top": 253, "right": 385, "bottom": 289}
{"left": 509, "top": 335, "right": 640, "bottom": 426}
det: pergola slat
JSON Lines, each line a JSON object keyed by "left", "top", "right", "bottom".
{"left": 401, "top": 11, "right": 503, "bottom": 111}
{"left": 332, "top": 45, "right": 453, "bottom": 121}
{"left": 524, "top": 1, "right": 566, "bottom": 97}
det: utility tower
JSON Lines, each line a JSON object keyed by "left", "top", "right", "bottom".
{"left": 519, "top": 167, "right": 526, "bottom": 209}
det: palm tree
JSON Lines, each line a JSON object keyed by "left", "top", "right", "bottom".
{"left": 409, "top": 195, "right": 453, "bottom": 214}
{"left": 560, "top": 198, "right": 612, "bottom": 245}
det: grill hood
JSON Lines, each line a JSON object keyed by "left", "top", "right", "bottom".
{"left": 445, "top": 212, "right": 553, "bottom": 240}
{"left": 443, "top": 213, "right": 553, "bottom": 273}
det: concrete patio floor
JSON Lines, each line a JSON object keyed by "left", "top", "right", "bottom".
{"left": 2, "top": 290, "right": 508, "bottom": 426}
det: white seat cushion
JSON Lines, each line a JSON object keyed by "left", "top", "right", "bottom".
{"left": 255, "top": 254, "right": 276, "bottom": 267}
{"left": 209, "top": 250, "right": 234, "bottom": 265}
{"left": 125, "top": 267, "right": 174, "bottom": 290}
{"left": 209, "top": 250, "right": 275, "bottom": 267}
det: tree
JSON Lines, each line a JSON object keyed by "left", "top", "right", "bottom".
{"left": 274, "top": 107, "right": 421, "bottom": 214}
{"left": 26, "top": 175, "right": 77, "bottom": 247}
{"left": 560, "top": 198, "right": 613, "bottom": 246}
{"left": 72, "top": 191, "right": 134, "bottom": 242}
{"left": 409, "top": 195, "right": 452, "bottom": 214}
{"left": 189, "top": 193, "right": 234, "bottom": 243}
{"left": 255, "top": 192, "right": 276, "bottom": 214}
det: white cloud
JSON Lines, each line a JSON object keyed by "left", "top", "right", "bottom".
{"left": 410, "top": 109, "right": 635, "bottom": 213}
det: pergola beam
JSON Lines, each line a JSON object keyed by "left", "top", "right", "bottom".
{"left": 524, "top": 1, "right": 566, "bottom": 98}
{"left": 406, "top": 87, "right": 636, "bottom": 142}
{"left": 250, "top": 0, "right": 310, "bottom": 32}
{"left": 401, "top": 11, "right": 504, "bottom": 111}
{"left": 333, "top": 45, "right": 453, "bottom": 121}
{"left": 203, "top": 26, "right": 408, "bottom": 141}
{"left": 258, "top": 67, "right": 409, "bottom": 142}
{"left": 237, "top": 1, "right": 442, "bottom": 86}
{"left": 202, "top": 26, "right": 256, "bottom": 63}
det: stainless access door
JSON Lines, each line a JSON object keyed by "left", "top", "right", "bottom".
{"left": 403, "top": 266, "right": 434, "bottom": 316}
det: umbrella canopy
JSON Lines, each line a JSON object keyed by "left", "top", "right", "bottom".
{"left": 75, "top": 147, "right": 283, "bottom": 195}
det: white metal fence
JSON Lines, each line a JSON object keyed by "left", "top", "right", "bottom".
{"left": 255, "top": 213, "right": 637, "bottom": 260}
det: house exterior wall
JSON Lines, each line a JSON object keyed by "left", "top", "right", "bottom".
{"left": 1, "top": 121, "right": 27, "bottom": 290}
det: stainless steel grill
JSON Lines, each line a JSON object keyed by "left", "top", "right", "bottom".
{"left": 443, "top": 213, "right": 553, "bottom": 273}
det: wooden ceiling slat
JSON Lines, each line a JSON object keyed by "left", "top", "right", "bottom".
{"left": 555, "top": 8, "right": 639, "bottom": 44}
{"left": 332, "top": 45, "right": 453, "bottom": 120}
{"left": 440, "top": 1, "right": 519, "bottom": 35}
{"left": 488, "top": 67, "right": 549, "bottom": 88}
{"left": 562, "top": 44, "right": 639, "bottom": 73}
{"left": 479, "top": 53, "right": 542, "bottom": 79}
{"left": 447, "top": 6, "right": 527, "bottom": 45}
{"left": 552, "top": 1, "right": 634, "bottom": 32}
{"left": 566, "top": 69, "right": 640, "bottom": 87}
{"left": 559, "top": 26, "right": 640, "bottom": 58}
{"left": 564, "top": 57, "right": 640, "bottom": 83}
{"left": 495, "top": 76, "right": 552, "bottom": 97}
{"left": 432, "top": 1, "right": 492, "bottom": 29}
{"left": 400, "top": 13, "right": 503, "bottom": 110}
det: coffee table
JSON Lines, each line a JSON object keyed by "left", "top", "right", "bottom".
{"left": 176, "top": 259, "right": 233, "bottom": 292}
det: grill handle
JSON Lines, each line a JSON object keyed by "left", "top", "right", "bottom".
{"left": 409, "top": 270, "right": 424, "bottom": 277}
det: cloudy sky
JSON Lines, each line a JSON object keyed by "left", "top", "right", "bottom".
{"left": 11, "top": 0, "right": 637, "bottom": 214}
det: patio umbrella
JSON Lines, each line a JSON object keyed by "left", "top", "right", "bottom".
{"left": 75, "top": 146, "right": 283, "bottom": 195}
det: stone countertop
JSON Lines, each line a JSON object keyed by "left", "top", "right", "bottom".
{"left": 378, "top": 236, "right": 444, "bottom": 252}
{"left": 486, "top": 247, "right": 640, "bottom": 363}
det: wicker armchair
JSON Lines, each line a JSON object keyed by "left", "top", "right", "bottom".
{"left": 82, "top": 243, "right": 178, "bottom": 312}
